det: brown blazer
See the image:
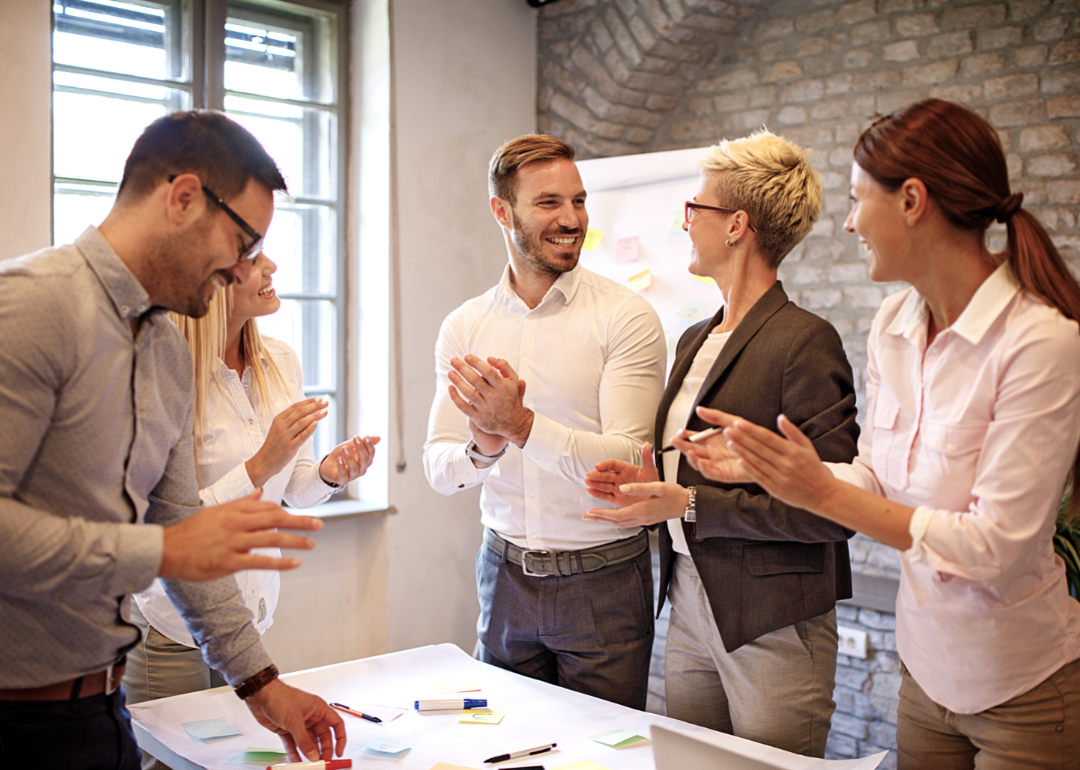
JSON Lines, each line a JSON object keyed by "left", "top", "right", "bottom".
{"left": 656, "top": 282, "right": 859, "bottom": 652}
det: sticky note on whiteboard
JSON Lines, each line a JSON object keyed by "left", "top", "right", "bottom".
{"left": 628, "top": 269, "right": 652, "bottom": 293}
{"left": 676, "top": 301, "right": 714, "bottom": 323}
{"left": 615, "top": 236, "right": 640, "bottom": 264}
{"left": 582, "top": 227, "right": 604, "bottom": 251}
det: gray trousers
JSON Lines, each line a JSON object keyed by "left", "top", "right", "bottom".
{"left": 122, "top": 603, "right": 227, "bottom": 770}
{"left": 664, "top": 554, "right": 838, "bottom": 757}
{"left": 475, "top": 539, "right": 654, "bottom": 710}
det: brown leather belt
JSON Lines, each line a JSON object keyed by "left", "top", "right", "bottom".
{"left": 0, "top": 657, "right": 126, "bottom": 702}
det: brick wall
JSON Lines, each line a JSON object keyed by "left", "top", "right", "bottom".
{"left": 541, "top": 1, "right": 1080, "bottom": 766}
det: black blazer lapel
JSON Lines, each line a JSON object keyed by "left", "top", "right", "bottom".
{"left": 690, "top": 281, "right": 790, "bottom": 421}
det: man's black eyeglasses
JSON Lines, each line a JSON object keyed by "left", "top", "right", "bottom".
{"left": 168, "top": 175, "right": 264, "bottom": 261}
{"left": 684, "top": 201, "right": 757, "bottom": 232}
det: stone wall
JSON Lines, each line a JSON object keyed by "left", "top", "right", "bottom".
{"left": 542, "top": 1, "right": 1080, "bottom": 766}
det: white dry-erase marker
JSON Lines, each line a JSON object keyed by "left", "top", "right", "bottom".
{"left": 657, "top": 425, "right": 724, "bottom": 454}
{"left": 266, "top": 760, "right": 352, "bottom": 770}
{"left": 414, "top": 697, "right": 487, "bottom": 711}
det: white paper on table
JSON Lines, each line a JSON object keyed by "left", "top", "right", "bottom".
{"left": 133, "top": 645, "right": 888, "bottom": 770}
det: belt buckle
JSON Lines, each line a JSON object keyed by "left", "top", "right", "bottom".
{"left": 520, "top": 550, "right": 552, "bottom": 577}
{"left": 104, "top": 662, "right": 118, "bottom": 696}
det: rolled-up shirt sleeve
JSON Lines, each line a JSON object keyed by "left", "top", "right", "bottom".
{"left": 902, "top": 322, "right": 1080, "bottom": 586}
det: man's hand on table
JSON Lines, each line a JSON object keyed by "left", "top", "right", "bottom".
{"left": 245, "top": 679, "right": 346, "bottom": 762}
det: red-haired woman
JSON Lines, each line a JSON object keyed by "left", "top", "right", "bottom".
{"left": 676, "top": 98, "right": 1080, "bottom": 768}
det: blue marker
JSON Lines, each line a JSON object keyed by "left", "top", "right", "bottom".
{"left": 414, "top": 698, "right": 487, "bottom": 711}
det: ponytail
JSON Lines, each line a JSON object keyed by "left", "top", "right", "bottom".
{"left": 855, "top": 98, "right": 1080, "bottom": 520}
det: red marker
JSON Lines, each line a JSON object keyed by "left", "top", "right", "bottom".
{"left": 266, "top": 760, "right": 352, "bottom": 770}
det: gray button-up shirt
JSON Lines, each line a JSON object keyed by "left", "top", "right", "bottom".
{"left": 0, "top": 227, "right": 271, "bottom": 689}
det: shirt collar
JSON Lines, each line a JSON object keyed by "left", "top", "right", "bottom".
{"left": 76, "top": 226, "right": 152, "bottom": 322}
{"left": 950, "top": 262, "right": 1020, "bottom": 345}
{"left": 498, "top": 263, "right": 582, "bottom": 309}
{"left": 884, "top": 262, "right": 1019, "bottom": 346}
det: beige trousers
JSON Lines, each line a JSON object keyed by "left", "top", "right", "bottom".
{"left": 122, "top": 603, "right": 227, "bottom": 770}
{"left": 897, "top": 657, "right": 1080, "bottom": 770}
{"left": 664, "top": 553, "right": 839, "bottom": 757}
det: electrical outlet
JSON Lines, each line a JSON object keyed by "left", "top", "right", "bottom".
{"left": 837, "top": 625, "right": 868, "bottom": 659}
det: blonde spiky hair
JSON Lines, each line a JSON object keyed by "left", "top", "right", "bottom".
{"left": 700, "top": 129, "right": 822, "bottom": 268}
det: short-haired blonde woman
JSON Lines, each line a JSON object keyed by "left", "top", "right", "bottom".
{"left": 585, "top": 130, "right": 858, "bottom": 757}
{"left": 123, "top": 254, "right": 378, "bottom": 769}
{"left": 680, "top": 99, "right": 1080, "bottom": 769}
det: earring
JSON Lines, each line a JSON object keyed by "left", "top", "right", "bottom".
{"left": 725, "top": 239, "right": 734, "bottom": 248}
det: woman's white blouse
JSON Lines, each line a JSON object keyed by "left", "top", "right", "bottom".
{"left": 135, "top": 337, "right": 335, "bottom": 647}
{"left": 828, "top": 264, "right": 1080, "bottom": 714}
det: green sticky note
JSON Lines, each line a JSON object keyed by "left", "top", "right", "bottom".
{"left": 587, "top": 728, "right": 650, "bottom": 748}
{"left": 228, "top": 746, "right": 287, "bottom": 765}
{"left": 182, "top": 716, "right": 241, "bottom": 742}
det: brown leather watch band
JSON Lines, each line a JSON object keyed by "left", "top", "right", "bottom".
{"left": 234, "top": 664, "right": 279, "bottom": 700}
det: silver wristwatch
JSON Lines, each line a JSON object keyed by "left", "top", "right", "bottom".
{"left": 466, "top": 440, "right": 508, "bottom": 463}
{"left": 683, "top": 485, "right": 697, "bottom": 523}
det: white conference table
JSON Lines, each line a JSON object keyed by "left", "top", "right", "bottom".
{"left": 130, "top": 643, "right": 882, "bottom": 770}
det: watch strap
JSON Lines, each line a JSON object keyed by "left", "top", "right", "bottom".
{"left": 466, "top": 440, "right": 508, "bottom": 463}
{"left": 234, "top": 664, "right": 279, "bottom": 700}
{"left": 683, "top": 485, "right": 697, "bottom": 523}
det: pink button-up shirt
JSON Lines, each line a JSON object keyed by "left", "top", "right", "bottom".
{"left": 830, "top": 264, "right": 1080, "bottom": 714}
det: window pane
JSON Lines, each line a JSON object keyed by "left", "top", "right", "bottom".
{"left": 54, "top": 185, "right": 117, "bottom": 245}
{"left": 225, "top": 24, "right": 302, "bottom": 101}
{"left": 224, "top": 4, "right": 334, "bottom": 104}
{"left": 310, "top": 394, "right": 337, "bottom": 460}
{"left": 53, "top": 0, "right": 181, "bottom": 81}
{"left": 257, "top": 298, "right": 336, "bottom": 392}
{"left": 266, "top": 202, "right": 336, "bottom": 295}
{"left": 225, "top": 97, "right": 336, "bottom": 199}
{"left": 53, "top": 89, "right": 190, "bottom": 182}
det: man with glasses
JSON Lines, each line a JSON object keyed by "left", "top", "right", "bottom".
{"left": 423, "top": 134, "right": 666, "bottom": 709}
{"left": 0, "top": 111, "right": 345, "bottom": 770}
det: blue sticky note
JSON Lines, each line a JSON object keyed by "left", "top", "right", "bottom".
{"left": 362, "top": 737, "right": 413, "bottom": 755}
{"left": 182, "top": 716, "right": 241, "bottom": 742}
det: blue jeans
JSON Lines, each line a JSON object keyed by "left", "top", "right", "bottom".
{"left": 0, "top": 689, "right": 140, "bottom": 770}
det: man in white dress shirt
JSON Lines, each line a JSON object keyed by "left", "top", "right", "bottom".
{"left": 423, "top": 135, "right": 666, "bottom": 709}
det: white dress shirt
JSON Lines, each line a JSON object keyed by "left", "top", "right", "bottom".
{"left": 424, "top": 264, "right": 666, "bottom": 552}
{"left": 662, "top": 330, "right": 732, "bottom": 556}
{"left": 828, "top": 263, "right": 1080, "bottom": 714}
{"left": 135, "top": 337, "right": 335, "bottom": 647}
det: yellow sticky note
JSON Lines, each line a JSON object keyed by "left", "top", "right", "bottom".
{"left": 669, "top": 208, "right": 686, "bottom": 231}
{"left": 458, "top": 709, "right": 505, "bottom": 724}
{"left": 691, "top": 274, "right": 716, "bottom": 285}
{"left": 554, "top": 762, "right": 613, "bottom": 770}
{"left": 582, "top": 227, "right": 604, "bottom": 251}
{"left": 430, "top": 764, "right": 481, "bottom": 770}
{"left": 628, "top": 268, "right": 652, "bottom": 293}
{"left": 435, "top": 678, "right": 481, "bottom": 693}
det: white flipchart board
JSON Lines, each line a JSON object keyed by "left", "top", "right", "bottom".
{"left": 576, "top": 146, "right": 718, "bottom": 368}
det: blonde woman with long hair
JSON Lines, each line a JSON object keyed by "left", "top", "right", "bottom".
{"left": 123, "top": 253, "right": 378, "bottom": 768}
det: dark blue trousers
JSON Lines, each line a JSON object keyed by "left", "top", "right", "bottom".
{"left": 0, "top": 689, "right": 140, "bottom": 770}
